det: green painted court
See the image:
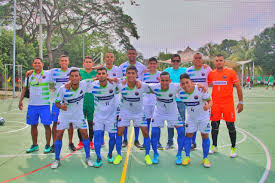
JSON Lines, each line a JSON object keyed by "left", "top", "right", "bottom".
{"left": 0, "top": 87, "right": 274, "bottom": 183}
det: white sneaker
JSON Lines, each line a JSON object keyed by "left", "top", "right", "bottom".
{"left": 230, "top": 147, "right": 237, "bottom": 158}
{"left": 209, "top": 145, "right": 218, "bottom": 154}
{"left": 86, "top": 157, "right": 94, "bottom": 167}
{"left": 51, "top": 160, "right": 60, "bottom": 169}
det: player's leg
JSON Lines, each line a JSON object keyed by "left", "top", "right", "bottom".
{"left": 105, "top": 118, "right": 117, "bottom": 163}
{"left": 191, "top": 132, "right": 197, "bottom": 150}
{"left": 182, "top": 132, "right": 192, "bottom": 166}
{"left": 141, "top": 105, "right": 154, "bottom": 150}
{"left": 51, "top": 103, "right": 60, "bottom": 152}
{"left": 26, "top": 105, "right": 39, "bottom": 153}
{"left": 134, "top": 127, "right": 141, "bottom": 148}
{"left": 210, "top": 103, "right": 222, "bottom": 154}
{"left": 175, "top": 125, "right": 185, "bottom": 165}
{"left": 40, "top": 105, "right": 52, "bottom": 153}
{"left": 199, "top": 120, "right": 211, "bottom": 167}
{"left": 122, "top": 127, "right": 128, "bottom": 147}
{"left": 51, "top": 129, "right": 65, "bottom": 169}
{"left": 93, "top": 119, "right": 104, "bottom": 167}
{"left": 88, "top": 120, "right": 94, "bottom": 149}
{"left": 79, "top": 127, "right": 94, "bottom": 167}
{"left": 114, "top": 126, "right": 125, "bottom": 165}
{"left": 151, "top": 127, "right": 160, "bottom": 164}
{"left": 68, "top": 123, "right": 76, "bottom": 151}
{"left": 140, "top": 125, "right": 152, "bottom": 165}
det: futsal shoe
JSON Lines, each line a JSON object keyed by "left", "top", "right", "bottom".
{"left": 51, "top": 160, "right": 60, "bottom": 169}
{"left": 191, "top": 143, "right": 197, "bottom": 151}
{"left": 165, "top": 143, "right": 174, "bottom": 150}
{"left": 134, "top": 140, "right": 142, "bottom": 148}
{"left": 230, "top": 147, "right": 237, "bottom": 158}
{"left": 90, "top": 141, "right": 95, "bottom": 150}
{"left": 209, "top": 145, "right": 218, "bottom": 154}
{"left": 113, "top": 155, "right": 122, "bottom": 165}
{"left": 182, "top": 156, "right": 190, "bottom": 166}
{"left": 139, "top": 144, "right": 145, "bottom": 150}
{"left": 152, "top": 154, "right": 159, "bottom": 164}
{"left": 176, "top": 155, "right": 182, "bottom": 165}
{"left": 122, "top": 140, "right": 128, "bottom": 148}
{"left": 94, "top": 158, "right": 102, "bottom": 168}
{"left": 50, "top": 145, "right": 55, "bottom": 153}
{"left": 202, "top": 158, "right": 211, "bottom": 168}
{"left": 76, "top": 141, "right": 83, "bottom": 150}
{"left": 69, "top": 143, "right": 76, "bottom": 151}
{"left": 44, "top": 145, "right": 51, "bottom": 154}
{"left": 86, "top": 157, "right": 94, "bottom": 167}
{"left": 157, "top": 142, "right": 164, "bottom": 150}
{"left": 144, "top": 155, "right": 152, "bottom": 165}
{"left": 26, "top": 145, "right": 39, "bottom": 153}
{"left": 107, "top": 154, "right": 114, "bottom": 163}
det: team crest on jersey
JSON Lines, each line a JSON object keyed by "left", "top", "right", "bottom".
{"left": 185, "top": 123, "right": 188, "bottom": 128}
{"left": 109, "top": 89, "right": 113, "bottom": 93}
{"left": 201, "top": 73, "right": 205, "bottom": 76}
{"left": 194, "top": 95, "right": 198, "bottom": 100}
{"left": 169, "top": 94, "right": 173, "bottom": 97}
{"left": 135, "top": 92, "right": 139, "bottom": 96}
{"left": 42, "top": 76, "right": 46, "bottom": 79}
{"left": 113, "top": 73, "right": 116, "bottom": 76}
{"left": 80, "top": 90, "right": 83, "bottom": 94}
{"left": 223, "top": 75, "right": 227, "bottom": 79}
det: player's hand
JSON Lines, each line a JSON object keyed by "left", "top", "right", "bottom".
{"left": 18, "top": 101, "right": 23, "bottom": 110}
{"left": 122, "top": 79, "right": 128, "bottom": 85}
{"left": 197, "top": 83, "right": 207, "bottom": 93}
{"left": 236, "top": 103, "right": 243, "bottom": 113}
{"left": 107, "top": 77, "right": 119, "bottom": 84}
{"left": 92, "top": 65, "right": 104, "bottom": 70}
{"left": 203, "top": 64, "right": 209, "bottom": 69}
{"left": 60, "top": 103, "right": 67, "bottom": 111}
{"left": 64, "top": 81, "right": 72, "bottom": 90}
{"left": 203, "top": 101, "right": 209, "bottom": 111}
{"left": 136, "top": 80, "right": 142, "bottom": 89}
{"left": 25, "top": 70, "right": 33, "bottom": 77}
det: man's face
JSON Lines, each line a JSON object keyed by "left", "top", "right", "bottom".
{"left": 83, "top": 58, "right": 94, "bottom": 69}
{"left": 105, "top": 53, "right": 115, "bottom": 65}
{"left": 32, "top": 59, "right": 44, "bottom": 71}
{"left": 160, "top": 75, "right": 171, "bottom": 90}
{"left": 59, "top": 56, "right": 69, "bottom": 69}
{"left": 97, "top": 70, "right": 108, "bottom": 82}
{"left": 148, "top": 61, "right": 158, "bottom": 71}
{"left": 193, "top": 54, "right": 203, "bottom": 68}
{"left": 126, "top": 69, "right": 138, "bottom": 82}
{"left": 180, "top": 78, "right": 193, "bottom": 91}
{"left": 214, "top": 56, "right": 225, "bottom": 69}
{"left": 171, "top": 56, "right": 181, "bottom": 68}
{"left": 127, "top": 49, "right": 137, "bottom": 62}
{"left": 69, "top": 71, "right": 81, "bottom": 85}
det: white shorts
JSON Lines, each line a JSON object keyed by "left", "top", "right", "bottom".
{"left": 117, "top": 116, "right": 147, "bottom": 127}
{"left": 93, "top": 115, "right": 117, "bottom": 133}
{"left": 144, "top": 105, "right": 155, "bottom": 119}
{"left": 185, "top": 119, "right": 211, "bottom": 134}
{"left": 264, "top": 81, "right": 268, "bottom": 84}
{"left": 257, "top": 81, "right": 261, "bottom": 84}
{"left": 151, "top": 113, "right": 183, "bottom": 128}
{"left": 268, "top": 82, "right": 273, "bottom": 86}
{"left": 56, "top": 119, "right": 87, "bottom": 130}
{"left": 246, "top": 82, "right": 250, "bottom": 85}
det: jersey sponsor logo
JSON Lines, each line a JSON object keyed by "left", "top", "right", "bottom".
{"left": 122, "top": 96, "right": 140, "bottom": 102}
{"left": 113, "top": 73, "right": 116, "bottom": 76}
{"left": 157, "top": 98, "right": 173, "bottom": 103}
{"left": 213, "top": 81, "right": 227, "bottom": 85}
{"left": 169, "top": 93, "right": 173, "bottom": 97}
{"left": 191, "top": 78, "right": 206, "bottom": 82}
{"left": 55, "top": 78, "right": 69, "bottom": 83}
{"left": 67, "top": 95, "right": 84, "bottom": 103}
{"left": 42, "top": 76, "right": 46, "bottom": 79}
{"left": 194, "top": 95, "right": 198, "bottom": 100}
{"left": 223, "top": 75, "right": 227, "bottom": 79}
{"left": 109, "top": 89, "right": 113, "bottom": 93}
{"left": 202, "top": 73, "right": 205, "bottom": 76}
{"left": 96, "top": 94, "right": 114, "bottom": 101}
{"left": 183, "top": 101, "right": 200, "bottom": 106}
{"left": 145, "top": 81, "right": 159, "bottom": 83}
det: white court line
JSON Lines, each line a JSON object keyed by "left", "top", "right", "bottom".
{"left": 0, "top": 109, "right": 19, "bottom": 114}
{"left": 0, "top": 121, "right": 28, "bottom": 134}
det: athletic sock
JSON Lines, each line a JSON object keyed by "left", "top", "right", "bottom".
{"left": 82, "top": 138, "right": 90, "bottom": 159}
{"left": 116, "top": 135, "right": 122, "bottom": 155}
{"left": 134, "top": 127, "right": 140, "bottom": 141}
{"left": 202, "top": 138, "right": 210, "bottom": 159}
{"left": 144, "top": 137, "right": 151, "bottom": 155}
{"left": 123, "top": 127, "right": 128, "bottom": 141}
{"left": 176, "top": 127, "right": 185, "bottom": 157}
{"left": 192, "top": 132, "right": 197, "bottom": 145}
{"left": 146, "top": 118, "right": 151, "bottom": 134}
{"left": 151, "top": 127, "right": 160, "bottom": 155}
{"left": 54, "top": 139, "right": 62, "bottom": 160}
{"left": 184, "top": 137, "right": 192, "bottom": 157}
{"left": 94, "top": 130, "right": 102, "bottom": 159}
{"left": 101, "top": 130, "right": 105, "bottom": 145}
{"left": 108, "top": 133, "right": 116, "bottom": 156}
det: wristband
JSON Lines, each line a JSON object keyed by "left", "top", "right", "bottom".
{"left": 238, "top": 101, "right": 243, "bottom": 105}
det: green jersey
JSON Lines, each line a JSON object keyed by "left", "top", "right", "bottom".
{"left": 257, "top": 76, "right": 262, "bottom": 82}
{"left": 80, "top": 69, "right": 97, "bottom": 106}
{"left": 264, "top": 77, "right": 269, "bottom": 82}
{"left": 269, "top": 76, "right": 274, "bottom": 83}
{"left": 250, "top": 76, "right": 253, "bottom": 81}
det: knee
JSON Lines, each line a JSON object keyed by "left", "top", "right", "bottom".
{"left": 211, "top": 121, "right": 220, "bottom": 130}
{"left": 56, "top": 131, "right": 63, "bottom": 140}
{"left": 44, "top": 125, "right": 51, "bottom": 129}
{"left": 226, "top": 122, "right": 236, "bottom": 133}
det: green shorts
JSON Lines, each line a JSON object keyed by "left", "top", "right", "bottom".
{"left": 83, "top": 104, "right": 94, "bottom": 121}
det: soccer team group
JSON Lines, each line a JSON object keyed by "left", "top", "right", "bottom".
{"left": 18, "top": 48, "right": 244, "bottom": 169}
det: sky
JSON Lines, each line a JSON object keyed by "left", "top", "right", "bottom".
{"left": 122, "top": 0, "right": 275, "bottom": 58}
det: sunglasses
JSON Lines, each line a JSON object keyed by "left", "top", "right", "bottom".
{"left": 172, "top": 60, "right": 180, "bottom": 63}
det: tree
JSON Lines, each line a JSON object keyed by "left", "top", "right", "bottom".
{"left": 3, "top": 0, "right": 139, "bottom": 68}
{"left": 219, "top": 39, "right": 238, "bottom": 56}
{"left": 198, "top": 43, "right": 223, "bottom": 59}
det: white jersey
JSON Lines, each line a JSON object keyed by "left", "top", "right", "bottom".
{"left": 86, "top": 80, "right": 119, "bottom": 120}
{"left": 105, "top": 65, "right": 122, "bottom": 78}
{"left": 149, "top": 83, "right": 181, "bottom": 120}
{"left": 25, "top": 70, "right": 52, "bottom": 106}
{"left": 118, "top": 82, "right": 150, "bottom": 118}
{"left": 119, "top": 61, "right": 146, "bottom": 81}
{"left": 178, "top": 85, "right": 211, "bottom": 121}
{"left": 186, "top": 66, "right": 212, "bottom": 89}
{"left": 143, "top": 71, "right": 160, "bottom": 106}
{"left": 55, "top": 81, "right": 87, "bottom": 122}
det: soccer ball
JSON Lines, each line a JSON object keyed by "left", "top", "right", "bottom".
{"left": 0, "top": 117, "right": 5, "bottom": 126}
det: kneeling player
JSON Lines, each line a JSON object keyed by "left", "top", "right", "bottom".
{"left": 179, "top": 73, "right": 212, "bottom": 168}
{"left": 51, "top": 70, "right": 93, "bottom": 169}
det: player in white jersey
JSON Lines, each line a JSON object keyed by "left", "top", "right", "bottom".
{"left": 51, "top": 70, "right": 94, "bottom": 169}
{"left": 178, "top": 73, "right": 212, "bottom": 168}
{"left": 119, "top": 48, "right": 147, "bottom": 148}
{"left": 186, "top": 52, "right": 212, "bottom": 150}
{"left": 105, "top": 52, "right": 122, "bottom": 78}
{"left": 113, "top": 66, "right": 153, "bottom": 165}
{"left": 19, "top": 58, "right": 52, "bottom": 154}
{"left": 149, "top": 72, "right": 185, "bottom": 165}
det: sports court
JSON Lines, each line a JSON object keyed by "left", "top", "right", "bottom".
{"left": 0, "top": 87, "right": 274, "bottom": 183}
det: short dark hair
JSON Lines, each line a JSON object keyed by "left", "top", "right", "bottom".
{"left": 32, "top": 57, "right": 43, "bottom": 63}
{"left": 97, "top": 67, "right": 107, "bottom": 72}
{"left": 216, "top": 54, "right": 224, "bottom": 58}
{"left": 126, "top": 65, "right": 138, "bottom": 73}
{"left": 160, "top": 71, "right": 170, "bottom": 77}
{"left": 69, "top": 69, "right": 80, "bottom": 76}
{"left": 171, "top": 54, "right": 181, "bottom": 61}
{"left": 180, "top": 73, "right": 190, "bottom": 80}
{"left": 128, "top": 48, "right": 136, "bottom": 52}
{"left": 84, "top": 56, "right": 93, "bottom": 61}
{"left": 148, "top": 57, "right": 158, "bottom": 63}
{"left": 60, "top": 55, "right": 68, "bottom": 58}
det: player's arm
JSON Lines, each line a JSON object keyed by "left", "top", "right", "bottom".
{"left": 203, "top": 98, "right": 212, "bottom": 111}
{"left": 55, "top": 89, "right": 67, "bottom": 111}
{"left": 234, "top": 81, "right": 243, "bottom": 113}
{"left": 195, "top": 83, "right": 207, "bottom": 92}
{"left": 18, "top": 86, "right": 26, "bottom": 110}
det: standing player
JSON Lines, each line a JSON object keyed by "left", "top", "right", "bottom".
{"left": 51, "top": 70, "right": 94, "bottom": 169}
{"left": 149, "top": 72, "right": 185, "bottom": 165}
{"left": 257, "top": 75, "right": 262, "bottom": 85}
{"left": 179, "top": 73, "right": 212, "bottom": 168}
{"left": 264, "top": 75, "right": 269, "bottom": 86}
{"left": 246, "top": 75, "right": 251, "bottom": 89}
{"left": 266, "top": 75, "right": 274, "bottom": 90}
{"left": 18, "top": 58, "right": 52, "bottom": 153}
{"left": 119, "top": 48, "right": 147, "bottom": 148}
{"left": 113, "top": 66, "right": 152, "bottom": 165}
{"left": 208, "top": 54, "right": 243, "bottom": 157}
{"left": 186, "top": 52, "right": 212, "bottom": 150}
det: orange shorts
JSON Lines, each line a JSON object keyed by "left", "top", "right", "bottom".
{"left": 210, "top": 102, "right": 235, "bottom": 122}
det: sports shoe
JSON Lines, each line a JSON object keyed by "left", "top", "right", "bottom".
{"left": 230, "top": 147, "right": 237, "bottom": 158}
{"left": 157, "top": 142, "right": 164, "bottom": 150}
{"left": 76, "top": 141, "right": 83, "bottom": 150}
{"left": 165, "top": 143, "right": 174, "bottom": 150}
{"left": 101, "top": 141, "right": 105, "bottom": 147}
{"left": 26, "top": 145, "right": 39, "bottom": 153}
{"left": 86, "top": 157, "right": 94, "bottom": 167}
{"left": 122, "top": 140, "right": 128, "bottom": 148}
{"left": 152, "top": 154, "right": 159, "bottom": 164}
{"left": 140, "top": 144, "right": 145, "bottom": 150}
{"left": 134, "top": 140, "right": 142, "bottom": 148}
{"left": 182, "top": 156, "right": 190, "bottom": 166}
{"left": 50, "top": 145, "right": 55, "bottom": 153}
{"left": 113, "top": 155, "right": 122, "bottom": 165}
{"left": 202, "top": 158, "right": 211, "bottom": 168}
{"left": 94, "top": 158, "right": 102, "bottom": 168}
{"left": 107, "top": 154, "right": 114, "bottom": 163}
{"left": 209, "top": 145, "right": 218, "bottom": 154}
{"left": 176, "top": 155, "right": 182, "bottom": 165}
{"left": 90, "top": 141, "right": 95, "bottom": 150}
{"left": 44, "top": 145, "right": 51, "bottom": 154}
{"left": 69, "top": 143, "right": 76, "bottom": 151}
{"left": 144, "top": 155, "right": 152, "bottom": 165}
{"left": 191, "top": 143, "right": 197, "bottom": 151}
{"left": 51, "top": 160, "right": 60, "bottom": 169}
